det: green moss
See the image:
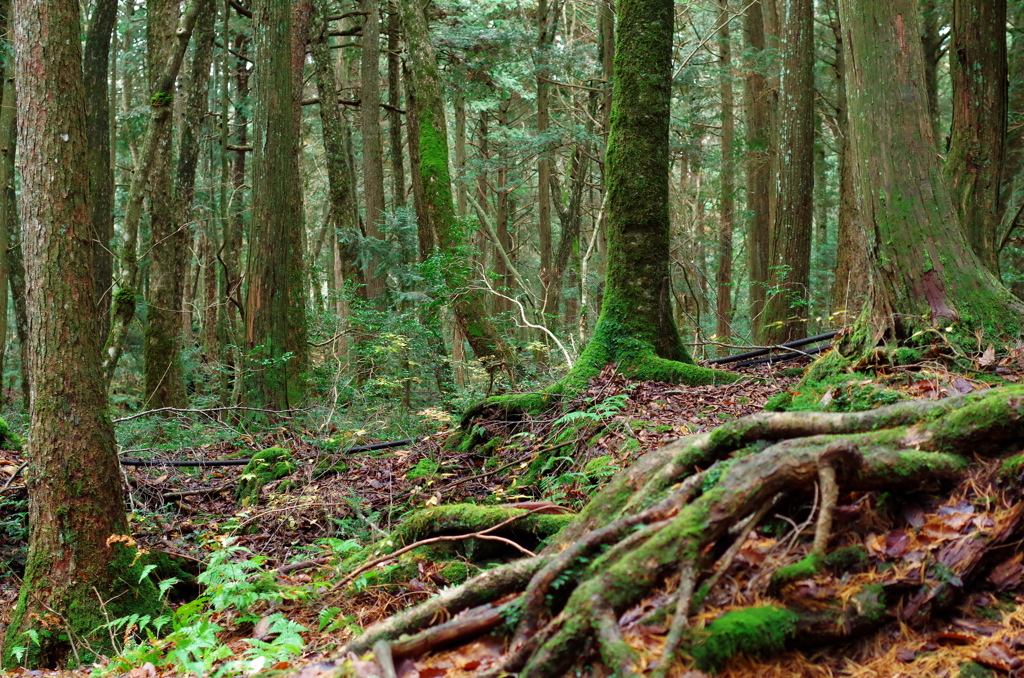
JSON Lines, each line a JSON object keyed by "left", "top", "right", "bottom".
{"left": 235, "top": 447, "right": 296, "bottom": 505}
{"left": 394, "top": 504, "right": 571, "bottom": 560}
{"left": 958, "top": 662, "right": 996, "bottom": 678}
{"left": 150, "top": 91, "right": 174, "bottom": 106}
{"left": 774, "top": 373, "right": 903, "bottom": 413}
{"left": 690, "top": 606, "right": 800, "bottom": 673}
{"left": 823, "top": 545, "right": 868, "bottom": 573}
{"left": 407, "top": 457, "right": 440, "bottom": 481}
{"left": 770, "top": 554, "right": 823, "bottom": 592}
{"left": 764, "top": 392, "right": 793, "bottom": 412}
{"left": 439, "top": 561, "right": 475, "bottom": 585}
{"left": 892, "top": 347, "right": 923, "bottom": 365}
{"left": 0, "top": 417, "right": 23, "bottom": 450}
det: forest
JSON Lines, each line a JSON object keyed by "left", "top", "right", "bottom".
{"left": 2, "top": 0, "right": 1024, "bottom": 675}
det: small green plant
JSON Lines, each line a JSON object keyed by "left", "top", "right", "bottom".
{"left": 93, "top": 539, "right": 313, "bottom": 678}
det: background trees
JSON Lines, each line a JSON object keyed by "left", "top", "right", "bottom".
{"left": 0, "top": 0, "right": 1010, "bottom": 419}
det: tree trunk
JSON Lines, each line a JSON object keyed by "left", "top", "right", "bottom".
{"left": 387, "top": 2, "right": 405, "bottom": 210}
{"left": 245, "top": 0, "right": 308, "bottom": 410}
{"left": 400, "top": 0, "right": 517, "bottom": 371}
{"left": 833, "top": 0, "right": 1024, "bottom": 358}
{"left": 0, "top": 25, "right": 22, "bottom": 409}
{"left": 716, "top": 0, "right": 734, "bottom": 348}
{"left": 3, "top": 0, "right": 163, "bottom": 664}
{"left": 537, "top": 0, "right": 554, "bottom": 318}
{"left": 946, "top": 0, "right": 1007, "bottom": 274}
{"left": 743, "top": 0, "right": 772, "bottom": 340}
{"left": 310, "top": 0, "right": 363, "bottom": 295}
{"left": 549, "top": 0, "right": 730, "bottom": 393}
{"left": 172, "top": 0, "right": 216, "bottom": 361}
{"left": 84, "top": 0, "right": 118, "bottom": 343}
{"left": 829, "top": 1, "right": 869, "bottom": 320}
{"left": 142, "top": 0, "right": 186, "bottom": 408}
{"left": 361, "top": 0, "right": 386, "bottom": 299}
{"left": 763, "top": 0, "right": 814, "bottom": 344}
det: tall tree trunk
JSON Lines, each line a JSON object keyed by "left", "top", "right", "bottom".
{"left": 405, "top": 61, "right": 432, "bottom": 259}
{"left": 84, "top": 0, "right": 117, "bottom": 343}
{"left": 387, "top": 2, "right": 405, "bottom": 209}
{"left": 716, "top": 0, "right": 734, "bottom": 348}
{"left": 537, "top": 0, "right": 554, "bottom": 317}
{"left": 246, "top": 0, "right": 308, "bottom": 410}
{"left": 401, "top": 0, "right": 517, "bottom": 371}
{"left": 0, "top": 23, "right": 23, "bottom": 408}
{"left": 828, "top": 1, "right": 869, "bottom": 319}
{"left": 3, "top": 0, "right": 163, "bottom": 664}
{"left": 946, "top": 0, "right": 1006, "bottom": 274}
{"left": 174, "top": 0, "right": 216, "bottom": 362}
{"left": 310, "top": 0, "right": 363, "bottom": 293}
{"left": 361, "top": 0, "right": 386, "bottom": 298}
{"left": 763, "top": 0, "right": 814, "bottom": 344}
{"left": 142, "top": 0, "right": 186, "bottom": 408}
{"left": 834, "top": 0, "right": 1024, "bottom": 358}
{"left": 742, "top": 0, "right": 772, "bottom": 339}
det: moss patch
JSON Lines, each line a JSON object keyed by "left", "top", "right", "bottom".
{"left": 690, "top": 606, "right": 800, "bottom": 673}
{"left": 236, "top": 447, "right": 296, "bottom": 505}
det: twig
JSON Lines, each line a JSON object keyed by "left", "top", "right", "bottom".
{"left": 113, "top": 405, "right": 303, "bottom": 423}
{"left": 2, "top": 461, "right": 26, "bottom": 491}
{"left": 162, "top": 483, "right": 234, "bottom": 501}
{"left": 277, "top": 557, "right": 330, "bottom": 575}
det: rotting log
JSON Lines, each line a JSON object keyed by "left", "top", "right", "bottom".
{"left": 316, "top": 386, "right": 1024, "bottom": 677}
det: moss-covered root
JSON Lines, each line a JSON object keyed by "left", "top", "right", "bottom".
{"left": 394, "top": 504, "right": 573, "bottom": 560}
{"left": 235, "top": 447, "right": 296, "bottom": 505}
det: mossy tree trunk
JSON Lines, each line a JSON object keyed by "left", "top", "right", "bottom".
{"left": 3, "top": 0, "right": 163, "bottom": 665}
{"left": 834, "top": 0, "right": 1024, "bottom": 356}
{"left": 542, "top": 0, "right": 733, "bottom": 392}
{"left": 142, "top": 0, "right": 188, "bottom": 409}
{"left": 946, "top": 0, "right": 1007, "bottom": 274}
{"left": 245, "top": 0, "right": 308, "bottom": 411}
{"left": 400, "top": 0, "right": 518, "bottom": 371}
{"left": 0, "top": 16, "right": 23, "bottom": 409}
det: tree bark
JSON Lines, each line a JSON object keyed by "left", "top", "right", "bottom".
{"left": 919, "top": 0, "right": 944, "bottom": 144}
{"left": 310, "top": 0, "right": 363, "bottom": 295}
{"left": 142, "top": 0, "right": 186, "bottom": 408}
{"left": 245, "top": 0, "right": 308, "bottom": 410}
{"left": 743, "top": 0, "right": 772, "bottom": 340}
{"left": 84, "top": 0, "right": 118, "bottom": 343}
{"left": 537, "top": 0, "right": 554, "bottom": 317}
{"left": 833, "top": 0, "right": 1024, "bottom": 357}
{"left": 400, "top": 0, "right": 517, "bottom": 371}
{"left": 763, "top": 0, "right": 814, "bottom": 344}
{"left": 946, "top": 0, "right": 1006, "bottom": 274}
{"left": 361, "top": 0, "right": 386, "bottom": 299}
{"left": 3, "top": 0, "right": 163, "bottom": 664}
{"left": 175, "top": 0, "right": 216, "bottom": 362}
{"left": 828, "top": 1, "right": 869, "bottom": 319}
{"left": 0, "top": 27, "right": 23, "bottom": 409}
{"left": 716, "top": 0, "right": 734, "bottom": 348}
{"left": 387, "top": 2, "right": 405, "bottom": 210}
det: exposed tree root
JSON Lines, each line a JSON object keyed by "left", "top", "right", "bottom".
{"left": 335, "top": 386, "right": 1024, "bottom": 676}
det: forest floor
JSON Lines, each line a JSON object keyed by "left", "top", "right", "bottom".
{"left": 2, "top": 348, "right": 1024, "bottom": 677}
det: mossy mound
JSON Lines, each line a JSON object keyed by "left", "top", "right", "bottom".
{"left": 765, "top": 373, "right": 903, "bottom": 413}
{"left": 690, "top": 606, "right": 800, "bottom": 673}
{"left": 236, "top": 447, "right": 297, "bottom": 505}
{"left": 394, "top": 503, "right": 573, "bottom": 560}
